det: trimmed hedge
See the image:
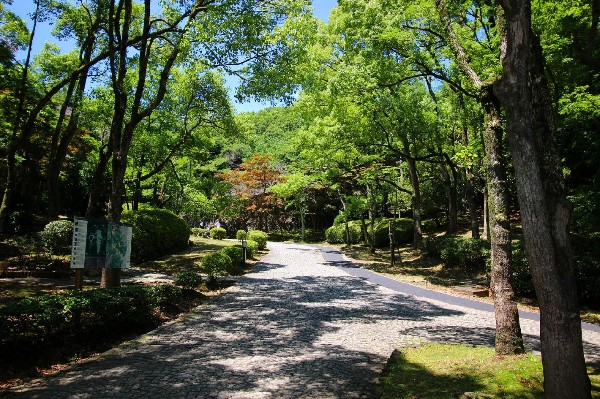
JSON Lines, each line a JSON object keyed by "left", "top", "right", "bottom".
{"left": 0, "top": 285, "right": 182, "bottom": 339}
{"left": 325, "top": 218, "right": 416, "bottom": 247}
{"left": 221, "top": 246, "right": 245, "bottom": 275}
{"left": 191, "top": 227, "right": 209, "bottom": 237}
{"left": 325, "top": 221, "right": 362, "bottom": 244}
{"left": 426, "top": 235, "right": 490, "bottom": 272}
{"left": 175, "top": 270, "right": 203, "bottom": 290}
{"left": 236, "top": 230, "right": 247, "bottom": 240}
{"left": 210, "top": 227, "right": 227, "bottom": 240}
{"left": 202, "top": 252, "right": 232, "bottom": 283}
{"left": 0, "top": 285, "right": 183, "bottom": 373}
{"left": 246, "top": 239, "right": 259, "bottom": 259}
{"left": 121, "top": 208, "right": 190, "bottom": 262}
{"left": 247, "top": 230, "right": 268, "bottom": 250}
{"left": 40, "top": 220, "right": 73, "bottom": 255}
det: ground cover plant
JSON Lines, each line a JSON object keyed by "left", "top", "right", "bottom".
{"left": 378, "top": 343, "right": 600, "bottom": 398}
{"left": 0, "top": 235, "right": 262, "bottom": 387}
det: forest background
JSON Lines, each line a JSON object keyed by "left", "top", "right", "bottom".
{"left": 0, "top": 0, "right": 599, "bottom": 397}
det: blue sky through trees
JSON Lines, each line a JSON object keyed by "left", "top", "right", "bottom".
{"left": 6, "top": 0, "right": 337, "bottom": 113}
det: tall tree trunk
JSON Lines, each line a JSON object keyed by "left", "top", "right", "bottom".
{"left": 405, "top": 156, "right": 422, "bottom": 248}
{"left": 482, "top": 87, "right": 524, "bottom": 355}
{"left": 436, "top": 0, "right": 523, "bottom": 355}
{"left": 496, "top": 0, "right": 590, "bottom": 396}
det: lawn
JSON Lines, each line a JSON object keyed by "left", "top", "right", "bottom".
{"left": 379, "top": 344, "right": 600, "bottom": 398}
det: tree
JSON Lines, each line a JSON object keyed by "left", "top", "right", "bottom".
{"left": 495, "top": 0, "right": 591, "bottom": 396}
{"left": 217, "top": 153, "right": 284, "bottom": 231}
{"left": 434, "top": 0, "right": 523, "bottom": 355}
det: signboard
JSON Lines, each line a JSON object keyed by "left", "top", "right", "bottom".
{"left": 71, "top": 218, "right": 133, "bottom": 269}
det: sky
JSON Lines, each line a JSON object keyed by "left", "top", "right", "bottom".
{"left": 6, "top": 0, "right": 338, "bottom": 113}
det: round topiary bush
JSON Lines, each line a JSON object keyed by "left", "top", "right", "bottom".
{"left": 245, "top": 239, "right": 259, "bottom": 259}
{"left": 210, "top": 227, "right": 227, "bottom": 240}
{"left": 121, "top": 208, "right": 190, "bottom": 262}
{"left": 325, "top": 222, "right": 362, "bottom": 244}
{"left": 247, "top": 230, "right": 268, "bottom": 250}
{"left": 202, "top": 252, "right": 232, "bottom": 283}
{"left": 221, "top": 246, "right": 244, "bottom": 275}
{"left": 236, "top": 230, "right": 247, "bottom": 241}
{"left": 41, "top": 220, "right": 74, "bottom": 255}
{"left": 174, "top": 270, "right": 203, "bottom": 290}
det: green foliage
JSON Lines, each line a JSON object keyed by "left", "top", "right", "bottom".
{"left": 201, "top": 252, "right": 232, "bottom": 282}
{"left": 121, "top": 208, "right": 190, "bottom": 262}
{"left": 247, "top": 230, "right": 268, "bottom": 250}
{"left": 221, "top": 246, "right": 245, "bottom": 275}
{"left": 325, "top": 218, "right": 414, "bottom": 247}
{"left": 236, "top": 229, "right": 247, "bottom": 240}
{"left": 174, "top": 270, "right": 203, "bottom": 290}
{"left": 191, "top": 227, "right": 209, "bottom": 237}
{"left": 372, "top": 218, "right": 414, "bottom": 247}
{"left": 509, "top": 242, "right": 535, "bottom": 298}
{"left": 40, "top": 220, "right": 74, "bottom": 255}
{"left": 325, "top": 221, "right": 362, "bottom": 244}
{"left": 0, "top": 285, "right": 183, "bottom": 361}
{"left": 379, "top": 344, "right": 553, "bottom": 399}
{"left": 245, "top": 239, "right": 259, "bottom": 259}
{"left": 426, "top": 236, "right": 490, "bottom": 272}
{"left": 210, "top": 227, "right": 227, "bottom": 240}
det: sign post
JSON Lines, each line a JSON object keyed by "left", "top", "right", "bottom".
{"left": 71, "top": 217, "right": 133, "bottom": 289}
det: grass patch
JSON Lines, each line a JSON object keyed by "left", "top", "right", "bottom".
{"left": 379, "top": 344, "right": 600, "bottom": 398}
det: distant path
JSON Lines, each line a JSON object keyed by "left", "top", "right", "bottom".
{"left": 6, "top": 243, "right": 600, "bottom": 398}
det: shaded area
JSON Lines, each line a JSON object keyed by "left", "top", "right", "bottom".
{"left": 317, "top": 245, "right": 600, "bottom": 333}
{"left": 5, "top": 248, "right": 462, "bottom": 398}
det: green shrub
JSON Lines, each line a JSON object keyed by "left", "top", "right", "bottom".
{"left": 40, "top": 220, "right": 74, "bottom": 255}
{"left": 221, "top": 246, "right": 245, "bottom": 275}
{"left": 191, "top": 227, "right": 209, "bottom": 237}
{"left": 325, "top": 218, "right": 414, "bottom": 247}
{"left": 175, "top": 270, "right": 203, "bottom": 290}
{"left": 245, "top": 239, "right": 259, "bottom": 259}
{"left": 325, "top": 222, "right": 362, "bottom": 244}
{"left": 121, "top": 208, "right": 190, "bottom": 262}
{"left": 0, "top": 285, "right": 183, "bottom": 354}
{"left": 202, "top": 252, "right": 232, "bottom": 283}
{"left": 236, "top": 230, "right": 247, "bottom": 241}
{"left": 247, "top": 230, "right": 268, "bottom": 250}
{"left": 210, "top": 227, "right": 227, "bottom": 240}
{"left": 426, "top": 235, "right": 490, "bottom": 272}
{"left": 421, "top": 219, "right": 439, "bottom": 234}
{"left": 509, "top": 243, "right": 535, "bottom": 297}
{"left": 371, "top": 218, "right": 414, "bottom": 247}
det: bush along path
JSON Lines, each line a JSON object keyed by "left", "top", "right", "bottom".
{"left": 6, "top": 242, "right": 600, "bottom": 398}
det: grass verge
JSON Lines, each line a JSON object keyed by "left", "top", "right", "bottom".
{"left": 379, "top": 344, "right": 600, "bottom": 398}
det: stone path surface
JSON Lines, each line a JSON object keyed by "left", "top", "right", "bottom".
{"left": 6, "top": 242, "right": 600, "bottom": 398}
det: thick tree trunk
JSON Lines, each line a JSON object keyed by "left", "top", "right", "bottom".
{"left": 496, "top": 0, "right": 590, "bottom": 396}
{"left": 482, "top": 88, "right": 524, "bottom": 355}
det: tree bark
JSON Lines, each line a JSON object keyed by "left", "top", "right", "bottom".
{"left": 482, "top": 87, "right": 524, "bottom": 355}
{"left": 495, "top": 0, "right": 591, "bottom": 396}
{"left": 435, "top": 0, "right": 523, "bottom": 355}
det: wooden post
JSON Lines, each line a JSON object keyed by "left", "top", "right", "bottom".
{"left": 74, "top": 269, "right": 84, "bottom": 290}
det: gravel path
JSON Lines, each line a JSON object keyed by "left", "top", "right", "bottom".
{"left": 6, "top": 242, "right": 600, "bottom": 398}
